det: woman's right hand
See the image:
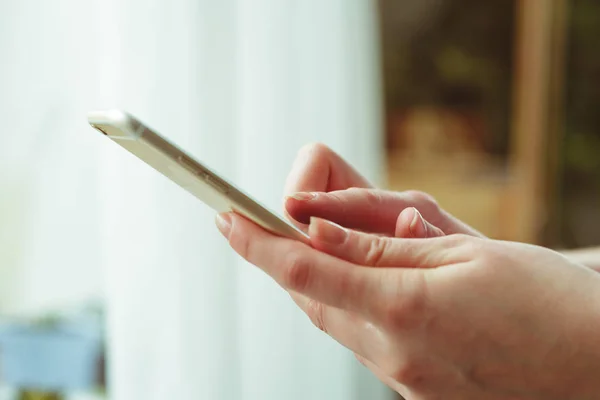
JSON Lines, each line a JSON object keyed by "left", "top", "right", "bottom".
{"left": 218, "top": 201, "right": 600, "bottom": 399}
{"left": 283, "top": 143, "right": 483, "bottom": 238}
{"left": 283, "top": 144, "right": 600, "bottom": 273}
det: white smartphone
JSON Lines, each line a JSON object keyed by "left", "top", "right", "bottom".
{"left": 87, "top": 109, "right": 309, "bottom": 243}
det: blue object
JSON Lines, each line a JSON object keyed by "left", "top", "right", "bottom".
{"left": 0, "top": 316, "right": 103, "bottom": 391}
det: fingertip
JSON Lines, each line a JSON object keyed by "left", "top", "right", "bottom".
{"left": 284, "top": 197, "right": 311, "bottom": 224}
{"left": 396, "top": 207, "right": 420, "bottom": 238}
{"left": 215, "top": 212, "right": 233, "bottom": 238}
{"left": 285, "top": 192, "right": 324, "bottom": 224}
{"left": 426, "top": 221, "right": 445, "bottom": 238}
{"left": 286, "top": 192, "right": 317, "bottom": 202}
{"left": 409, "top": 208, "right": 428, "bottom": 238}
{"left": 396, "top": 207, "right": 445, "bottom": 239}
{"left": 224, "top": 212, "right": 263, "bottom": 237}
{"left": 309, "top": 217, "right": 349, "bottom": 248}
{"left": 307, "top": 216, "right": 320, "bottom": 236}
{"left": 401, "top": 207, "right": 417, "bottom": 225}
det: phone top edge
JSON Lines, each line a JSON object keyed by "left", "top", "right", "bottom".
{"left": 87, "top": 109, "right": 143, "bottom": 139}
{"left": 86, "top": 109, "right": 310, "bottom": 242}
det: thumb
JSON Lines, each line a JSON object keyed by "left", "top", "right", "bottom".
{"left": 395, "top": 207, "right": 445, "bottom": 239}
{"left": 308, "top": 217, "right": 459, "bottom": 268}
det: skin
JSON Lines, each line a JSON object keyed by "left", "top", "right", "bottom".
{"left": 561, "top": 247, "right": 600, "bottom": 272}
{"left": 215, "top": 143, "right": 600, "bottom": 398}
{"left": 282, "top": 143, "right": 482, "bottom": 238}
{"left": 282, "top": 143, "right": 600, "bottom": 272}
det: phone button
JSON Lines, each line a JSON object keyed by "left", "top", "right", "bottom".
{"left": 178, "top": 155, "right": 199, "bottom": 175}
{"left": 204, "top": 174, "right": 229, "bottom": 194}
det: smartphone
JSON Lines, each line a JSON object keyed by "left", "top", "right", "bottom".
{"left": 87, "top": 109, "right": 309, "bottom": 243}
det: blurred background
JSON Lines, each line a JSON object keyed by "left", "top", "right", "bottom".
{"left": 381, "top": 0, "right": 600, "bottom": 248}
{"left": 0, "top": 0, "right": 598, "bottom": 399}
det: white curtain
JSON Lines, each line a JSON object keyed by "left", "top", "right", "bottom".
{"left": 0, "top": 0, "right": 390, "bottom": 399}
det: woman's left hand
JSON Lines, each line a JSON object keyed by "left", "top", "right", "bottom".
{"left": 215, "top": 212, "right": 600, "bottom": 400}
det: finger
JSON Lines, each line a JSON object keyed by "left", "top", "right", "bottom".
{"left": 355, "top": 354, "right": 408, "bottom": 397}
{"left": 286, "top": 188, "right": 483, "bottom": 237}
{"left": 289, "top": 292, "right": 384, "bottom": 363}
{"left": 283, "top": 143, "right": 373, "bottom": 196}
{"left": 308, "top": 217, "right": 462, "bottom": 268}
{"left": 282, "top": 143, "right": 372, "bottom": 232}
{"left": 217, "top": 212, "right": 382, "bottom": 317}
{"left": 395, "top": 207, "right": 445, "bottom": 239}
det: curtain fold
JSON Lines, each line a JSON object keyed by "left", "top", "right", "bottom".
{"left": 0, "top": 0, "right": 107, "bottom": 315}
{"left": 234, "top": 1, "right": 388, "bottom": 399}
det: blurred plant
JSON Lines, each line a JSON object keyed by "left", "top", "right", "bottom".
{"left": 17, "top": 391, "right": 62, "bottom": 400}
{"left": 564, "top": 132, "right": 600, "bottom": 175}
{"left": 379, "top": 0, "right": 515, "bottom": 155}
{"left": 558, "top": 0, "right": 600, "bottom": 247}
{"left": 564, "top": 0, "right": 600, "bottom": 180}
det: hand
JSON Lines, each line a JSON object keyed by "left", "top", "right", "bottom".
{"left": 286, "top": 188, "right": 482, "bottom": 238}
{"left": 283, "top": 143, "right": 374, "bottom": 195}
{"left": 215, "top": 213, "right": 600, "bottom": 399}
{"left": 282, "top": 143, "right": 373, "bottom": 227}
{"left": 283, "top": 143, "right": 482, "bottom": 237}
{"left": 283, "top": 144, "right": 600, "bottom": 273}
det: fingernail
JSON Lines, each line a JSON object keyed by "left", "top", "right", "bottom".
{"left": 311, "top": 217, "right": 347, "bottom": 245}
{"left": 215, "top": 213, "right": 232, "bottom": 238}
{"left": 287, "top": 192, "right": 316, "bottom": 201}
{"left": 409, "top": 208, "right": 428, "bottom": 238}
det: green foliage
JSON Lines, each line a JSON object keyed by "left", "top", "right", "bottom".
{"left": 564, "top": 0, "right": 600, "bottom": 181}
{"left": 565, "top": 132, "right": 600, "bottom": 173}
{"left": 380, "top": 0, "right": 515, "bottom": 155}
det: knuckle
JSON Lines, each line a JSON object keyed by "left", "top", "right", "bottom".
{"left": 299, "top": 142, "right": 332, "bottom": 159}
{"left": 465, "top": 236, "right": 486, "bottom": 254}
{"left": 365, "top": 237, "right": 392, "bottom": 266}
{"left": 446, "top": 234, "right": 486, "bottom": 260}
{"left": 346, "top": 187, "right": 369, "bottom": 196}
{"left": 405, "top": 190, "right": 439, "bottom": 210}
{"left": 405, "top": 190, "right": 437, "bottom": 204}
{"left": 363, "top": 189, "right": 386, "bottom": 206}
{"left": 474, "top": 241, "right": 501, "bottom": 266}
{"left": 346, "top": 186, "right": 364, "bottom": 192}
{"left": 283, "top": 251, "right": 312, "bottom": 292}
{"left": 326, "top": 191, "right": 347, "bottom": 205}
{"left": 325, "top": 191, "right": 352, "bottom": 215}
{"left": 443, "top": 233, "right": 474, "bottom": 248}
{"left": 306, "top": 299, "right": 327, "bottom": 333}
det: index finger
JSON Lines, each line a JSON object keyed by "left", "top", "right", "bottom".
{"left": 284, "top": 143, "right": 373, "bottom": 196}
{"left": 219, "top": 212, "right": 382, "bottom": 319}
